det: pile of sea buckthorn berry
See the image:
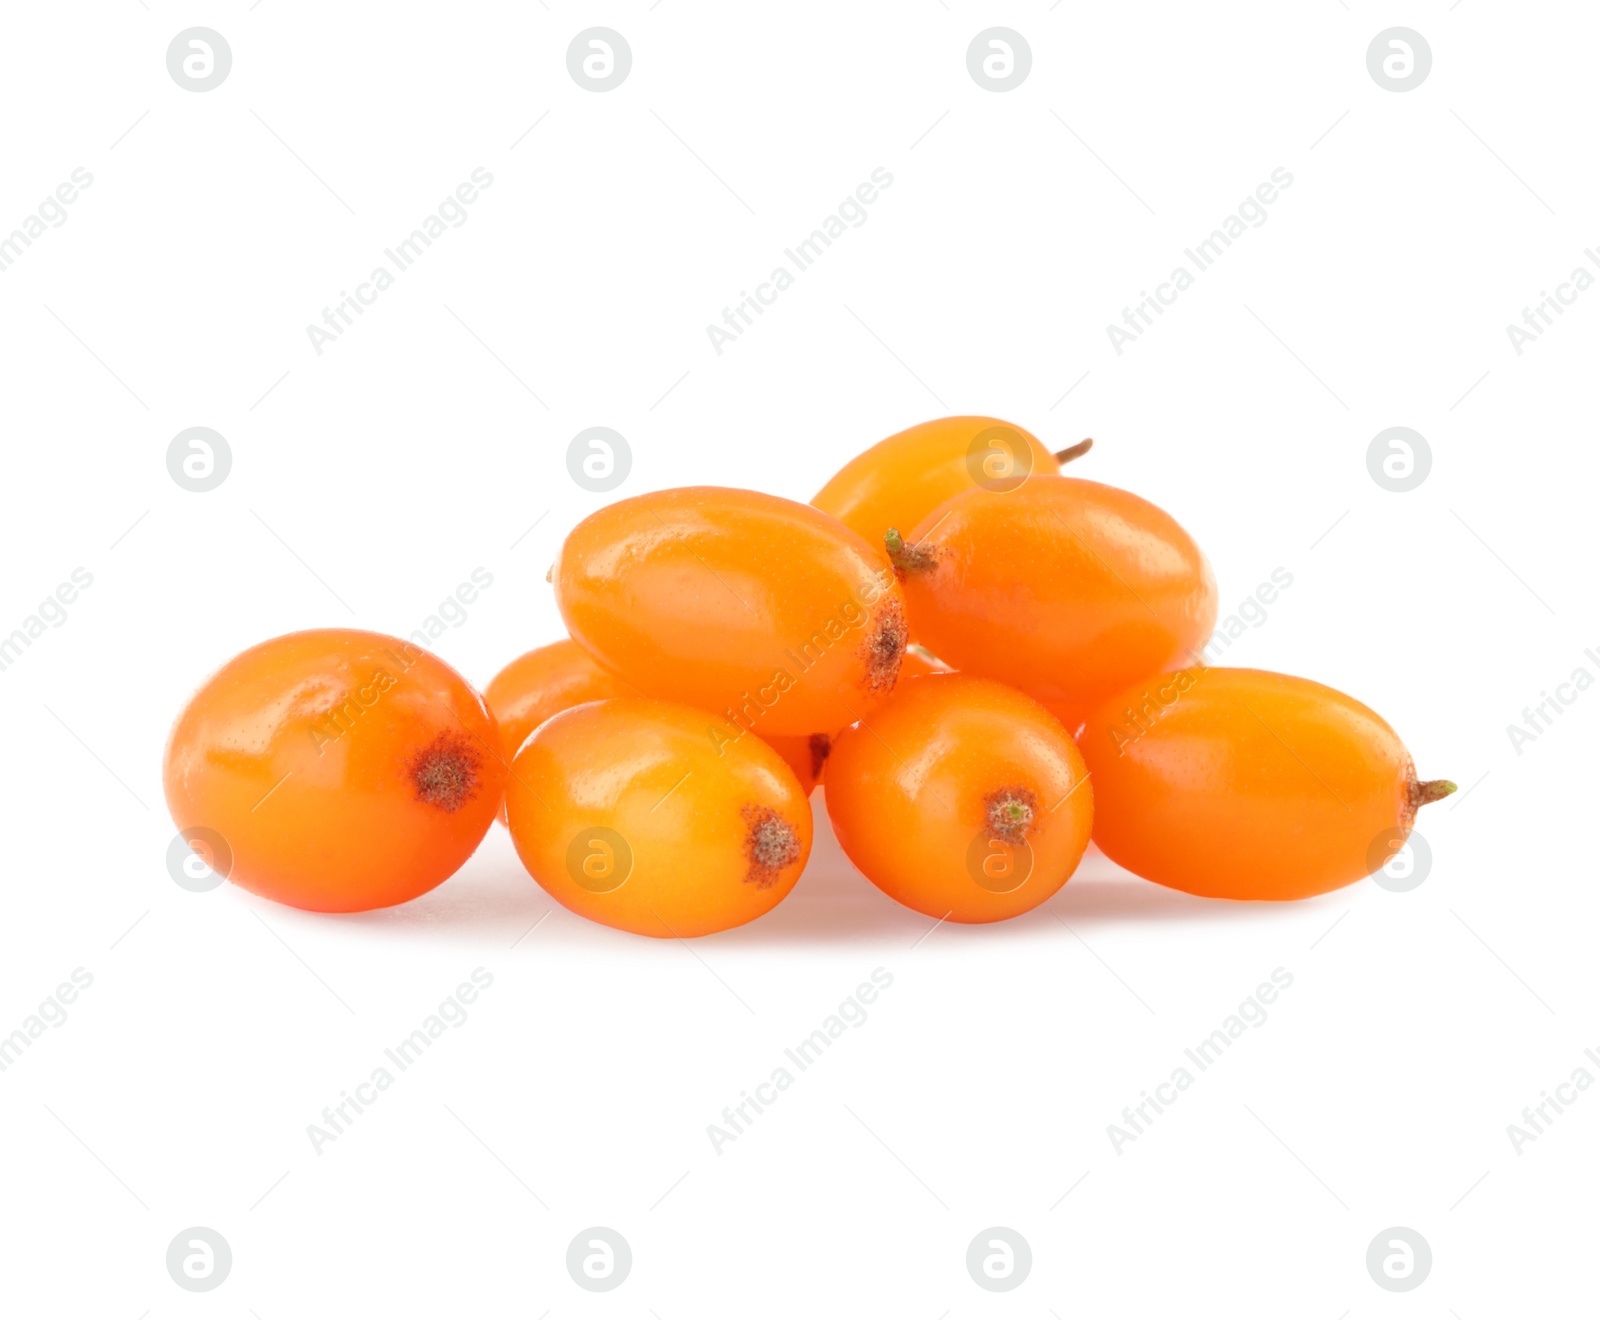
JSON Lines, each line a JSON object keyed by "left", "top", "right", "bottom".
{"left": 164, "top": 417, "right": 1454, "bottom": 935}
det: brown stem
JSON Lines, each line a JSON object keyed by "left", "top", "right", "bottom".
{"left": 884, "top": 528, "right": 937, "bottom": 575}
{"left": 1053, "top": 437, "right": 1094, "bottom": 464}
{"left": 1412, "top": 779, "right": 1458, "bottom": 809}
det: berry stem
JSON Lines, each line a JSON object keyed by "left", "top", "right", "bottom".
{"left": 1053, "top": 437, "right": 1094, "bottom": 464}
{"left": 1413, "top": 779, "right": 1457, "bottom": 808}
{"left": 885, "top": 529, "right": 938, "bottom": 575}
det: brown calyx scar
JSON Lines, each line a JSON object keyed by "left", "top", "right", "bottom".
{"left": 741, "top": 804, "right": 801, "bottom": 888}
{"left": 409, "top": 731, "right": 483, "bottom": 812}
{"left": 862, "top": 597, "right": 907, "bottom": 693}
{"left": 984, "top": 786, "right": 1038, "bottom": 845}
{"left": 807, "top": 732, "right": 832, "bottom": 780}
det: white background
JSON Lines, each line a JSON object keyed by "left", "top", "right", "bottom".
{"left": 1, "top": 3, "right": 1593, "bottom": 1316}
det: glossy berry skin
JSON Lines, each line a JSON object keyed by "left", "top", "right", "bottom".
{"left": 765, "top": 733, "right": 834, "bottom": 794}
{"left": 1078, "top": 667, "right": 1454, "bottom": 901}
{"left": 813, "top": 416, "right": 1073, "bottom": 548}
{"left": 825, "top": 674, "right": 1093, "bottom": 923}
{"left": 485, "top": 639, "right": 630, "bottom": 763}
{"left": 763, "top": 647, "right": 948, "bottom": 792}
{"left": 163, "top": 629, "right": 505, "bottom": 913}
{"left": 554, "top": 486, "right": 906, "bottom": 737}
{"left": 894, "top": 477, "right": 1217, "bottom": 727}
{"left": 505, "top": 698, "right": 812, "bottom": 937}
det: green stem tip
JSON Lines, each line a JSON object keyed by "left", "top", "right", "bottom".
{"left": 884, "top": 528, "right": 937, "bottom": 574}
{"left": 1413, "top": 779, "right": 1457, "bottom": 808}
{"left": 1053, "top": 437, "right": 1094, "bottom": 465}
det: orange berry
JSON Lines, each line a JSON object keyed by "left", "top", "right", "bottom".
{"left": 505, "top": 697, "right": 812, "bottom": 937}
{"left": 825, "top": 674, "right": 1093, "bottom": 923}
{"left": 1078, "top": 666, "right": 1455, "bottom": 900}
{"left": 890, "top": 477, "right": 1216, "bottom": 726}
{"left": 762, "top": 648, "right": 949, "bottom": 792}
{"left": 484, "top": 638, "right": 630, "bottom": 763}
{"left": 813, "top": 415, "right": 1091, "bottom": 547}
{"left": 163, "top": 629, "right": 504, "bottom": 912}
{"left": 764, "top": 732, "right": 834, "bottom": 793}
{"left": 554, "top": 486, "right": 906, "bottom": 736}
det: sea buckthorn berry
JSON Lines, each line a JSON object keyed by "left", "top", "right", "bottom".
{"left": 763, "top": 649, "right": 947, "bottom": 793}
{"left": 888, "top": 477, "right": 1217, "bottom": 726}
{"left": 813, "top": 415, "right": 1092, "bottom": 547}
{"left": 485, "top": 639, "right": 633, "bottom": 823}
{"left": 824, "top": 674, "right": 1093, "bottom": 923}
{"left": 485, "top": 638, "right": 631, "bottom": 762}
{"left": 505, "top": 697, "right": 812, "bottom": 937}
{"left": 553, "top": 486, "right": 906, "bottom": 736}
{"left": 765, "top": 733, "right": 834, "bottom": 793}
{"left": 1078, "top": 666, "right": 1455, "bottom": 900}
{"left": 163, "top": 629, "right": 505, "bottom": 913}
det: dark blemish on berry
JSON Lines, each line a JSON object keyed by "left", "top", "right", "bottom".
{"left": 807, "top": 732, "right": 832, "bottom": 781}
{"left": 741, "top": 803, "right": 801, "bottom": 888}
{"left": 409, "top": 731, "right": 483, "bottom": 812}
{"left": 862, "top": 597, "right": 906, "bottom": 694}
{"left": 984, "top": 785, "right": 1038, "bottom": 846}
